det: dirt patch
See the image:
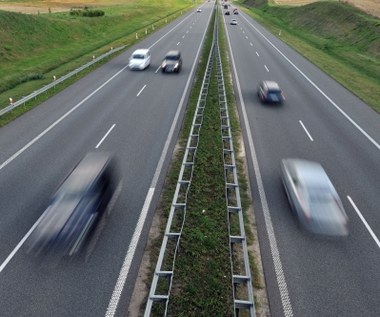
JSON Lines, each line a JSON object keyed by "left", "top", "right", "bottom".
{"left": 273, "top": 0, "right": 380, "bottom": 18}
{"left": 0, "top": 0, "right": 112, "bottom": 14}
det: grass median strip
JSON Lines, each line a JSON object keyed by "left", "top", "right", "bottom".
{"left": 148, "top": 8, "right": 264, "bottom": 316}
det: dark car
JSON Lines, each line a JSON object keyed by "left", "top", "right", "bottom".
{"left": 28, "top": 152, "right": 119, "bottom": 257}
{"left": 233, "top": 8, "right": 238, "bottom": 14}
{"left": 257, "top": 80, "right": 285, "bottom": 104}
{"left": 161, "top": 50, "right": 182, "bottom": 73}
{"left": 225, "top": 10, "right": 230, "bottom": 15}
{"left": 281, "top": 158, "right": 349, "bottom": 236}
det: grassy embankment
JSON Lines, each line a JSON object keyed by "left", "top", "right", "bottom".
{"left": 0, "top": 0, "right": 193, "bottom": 125}
{"left": 239, "top": 0, "right": 380, "bottom": 112}
{"left": 145, "top": 8, "right": 264, "bottom": 317}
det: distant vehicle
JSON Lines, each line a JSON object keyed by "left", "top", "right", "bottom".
{"left": 161, "top": 50, "right": 182, "bottom": 73}
{"left": 281, "top": 158, "right": 349, "bottom": 237}
{"left": 28, "top": 152, "right": 119, "bottom": 257}
{"left": 233, "top": 8, "right": 238, "bottom": 14}
{"left": 224, "top": 4, "right": 228, "bottom": 9}
{"left": 128, "top": 48, "right": 151, "bottom": 70}
{"left": 230, "top": 19, "right": 237, "bottom": 25}
{"left": 197, "top": 7, "right": 202, "bottom": 12}
{"left": 257, "top": 80, "right": 285, "bottom": 104}
{"left": 225, "top": 10, "right": 230, "bottom": 15}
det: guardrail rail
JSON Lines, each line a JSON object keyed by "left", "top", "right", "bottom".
{"left": 144, "top": 5, "right": 256, "bottom": 317}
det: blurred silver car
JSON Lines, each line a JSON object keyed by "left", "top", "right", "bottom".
{"left": 281, "top": 159, "right": 348, "bottom": 236}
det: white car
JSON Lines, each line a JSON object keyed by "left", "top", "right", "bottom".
{"left": 197, "top": 8, "right": 202, "bottom": 12}
{"left": 128, "top": 49, "right": 151, "bottom": 70}
{"left": 281, "top": 158, "right": 349, "bottom": 236}
{"left": 230, "top": 19, "right": 237, "bottom": 25}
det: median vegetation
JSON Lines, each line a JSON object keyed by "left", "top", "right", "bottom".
{"left": 239, "top": 0, "right": 380, "bottom": 112}
{"left": 143, "top": 7, "right": 266, "bottom": 316}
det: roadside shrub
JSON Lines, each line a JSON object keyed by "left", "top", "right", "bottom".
{"left": 70, "top": 8, "right": 105, "bottom": 17}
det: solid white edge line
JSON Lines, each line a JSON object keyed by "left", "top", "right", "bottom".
{"left": 137, "top": 84, "right": 147, "bottom": 97}
{"left": 240, "top": 12, "right": 380, "bottom": 151}
{"left": 347, "top": 196, "right": 380, "bottom": 249}
{"left": 0, "top": 4, "right": 199, "bottom": 275}
{"left": 0, "top": 211, "right": 46, "bottom": 273}
{"left": 299, "top": 120, "right": 314, "bottom": 142}
{"left": 223, "top": 12, "right": 294, "bottom": 317}
{"left": 105, "top": 187, "right": 155, "bottom": 317}
{"left": 96, "top": 124, "right": 116, "bottom": 149}
{"left": 105, "top": 8, "right": 213, "bottom": 316}
{"left": 0, "top": 67, "right": 127, "bottom": 173}
{"left": 148, "top": 12, "right": 195, "bottom": 50}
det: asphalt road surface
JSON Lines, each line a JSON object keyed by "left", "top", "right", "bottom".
{"left": 223, "top": 6, "right": 380, "bottom": 317}
{"left": 0, "top": 3, "right": 214, "bottom": 317}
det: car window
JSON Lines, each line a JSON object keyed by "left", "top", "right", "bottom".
{"left": 132, "top": 54, "right": 146, "bottom": 59}
{"left": 166, "top": 55, "right": 179, "bottom": 61}
{"left": 308, "top": 187, "right": 331, "bottom": 203}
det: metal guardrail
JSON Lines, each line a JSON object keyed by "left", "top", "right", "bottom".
{"left": 143, "top": 16, "right": 217, "bottom": 317}
{"left": 215, "top": 17, "right": 256, "bottom": 316}
{"left": 144, "top": 4, "right": 256, "bottom": 316}
{"left": 0, "top": 46, "right": 126, "bottom": 117}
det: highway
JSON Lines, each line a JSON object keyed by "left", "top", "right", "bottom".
{"left": 0, "top": 3, "right": 214, "bottom": 317}
{"left": 223, "top": 5, "right": 380, "bottom": 317}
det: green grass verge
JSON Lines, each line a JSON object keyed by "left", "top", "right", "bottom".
{"left": 167, "top": 22, "right": 234, "bottom": 317}
{"left": 0, "top": 0, "right": 194, "bottom": 120}
{"left": 238, "top": 0, "right": 380, "bottom": 112}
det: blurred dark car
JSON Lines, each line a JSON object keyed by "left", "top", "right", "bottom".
{"left": 257, "top": 80, "right": 285, "bottom": 104}
{"left": 161, "top": 50, "right": 182, "bottom": 73}
{"left": 225, "top": 10, "right": 230, "bottom": 15}
{"left": 28, "top": 152, "right": 119, "bottom": 256}
{"left": 281, "top": 158, "right": 349, "bottom": 236}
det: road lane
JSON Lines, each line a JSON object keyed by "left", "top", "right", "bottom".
{"left": 224, "top": 7, "right": 380, "bottom": 317}
{"left": 0, "top": 3, "right": 215, "bottom": 317}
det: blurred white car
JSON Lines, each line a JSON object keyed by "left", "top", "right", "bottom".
{"left": 128, "top": 49, "right": 151, "bottom": 70}
{"left": 281, "top": 158, "right": 349, "bottom": 236}
{"left": 230, "top": 19, "right": 237, "bottom": 25}
{"left": 197, "top": 8, "right": 202, "bottom": 12}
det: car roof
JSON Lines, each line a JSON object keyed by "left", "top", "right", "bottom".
{"left": 165, "top": 50, "right": 181, "bottom": 56}
{"left": 262, "top": 80, "right": 281, "bottom": 90}
{"left": 132, "top": 49, "right": 150, "bottom": 55}
{"left": 60, "top": 152, "right": 113, "bottom": 193}
{"left": 283, "top": 159, "right": 330, "bottom": 187}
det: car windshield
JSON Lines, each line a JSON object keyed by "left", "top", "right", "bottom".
{"left": 166, "top": 55, "right": 179, "bottom": 61}
{"left": 308, "top": 186, "right": 332, "bottom": 203}
{"left": 132, "top": 54, "right": 145, "bottom": 59}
